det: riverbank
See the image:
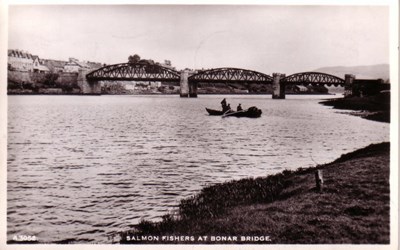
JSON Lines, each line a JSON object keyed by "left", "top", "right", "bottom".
{"left": 120, "top": 142, "right": 390, "bottom": 244}
{"left": 319, "top": 93, "right": 390, "bottom": 123}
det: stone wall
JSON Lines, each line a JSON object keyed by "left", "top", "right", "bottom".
{"left": 8, "top": 71, "right": 32, "bottom": 84}
{"left": 57, "top": 73, "right": 79, "bottom": 85}
{"left": 77, "top": 68, "right": 101, "bottom": 94}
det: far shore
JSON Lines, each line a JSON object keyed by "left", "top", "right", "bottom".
{"left": 7, "top": 92, "right": 334, "bottom": 96}
{"left": 320, "top": 94, "right": 390, "bottom": 123}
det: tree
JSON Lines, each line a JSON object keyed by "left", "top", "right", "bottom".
{"left": 128, "top": 54, "right": 141, "bottom": 64}
{"left": 43, "top": 72, "right": 59, "bottom": 87}
{"left": 164, "top": 60, "right": 171, "bottom": 66}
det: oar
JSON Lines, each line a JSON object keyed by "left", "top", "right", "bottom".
{"left": 222, "top": 109, "right": 246, "bottom": 118}
{"left": 222, "top": 109, "right": 232, "bottom": 118}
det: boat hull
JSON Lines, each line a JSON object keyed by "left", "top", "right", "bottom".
{"left": 206, "top": 107, "right": 262, "bottom": 118}
{"left": 205, "top": 108, "right": 225, "bottom": 116}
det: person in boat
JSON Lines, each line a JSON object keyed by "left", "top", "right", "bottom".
{"left": 221, "top": 98, "right": 227, "bottom": 107}
{"left": 237, "top": 104, "right": 243, "bottom": 111}
{"left": 221, "top": 98, "right": 228, "bottom": 112}
{"left": 224, "top": 104, "right": 232, "bottom": 113}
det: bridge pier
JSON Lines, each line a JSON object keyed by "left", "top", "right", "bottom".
{"left": 180, "top": 70, "right": 189, "bottom": 97}
{"left": 78, "top": 68, "right": 101, "bottom": 94}
{"left": 344, "top": 74, "right": 355, "bottom": 97}
{"left": 189, "top": 82, "right": 198, "bottom": 97}
{"left": 180, "top": 70, "right": 197, "bottom": 98}
{"left": 272, "top": 73, "right": 286, "bottom": 99}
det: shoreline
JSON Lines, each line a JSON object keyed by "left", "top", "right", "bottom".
{"left": 7, "top": 142, "right": 389, "bottom": 244}
{"left": 319, "top": 94, "right": 390, "bottom": 123}
{"left": 6, "top": 92, "right": 334, "bottom": 96}
{"left": 119, "top": 142, "right": 390, "bottom": 244}
{"left": 118, "top": 94, "right": 390, "bottom": 244}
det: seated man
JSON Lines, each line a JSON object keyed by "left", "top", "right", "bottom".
{"left": 225, "top": 104, "right": 232, "bottom": 112}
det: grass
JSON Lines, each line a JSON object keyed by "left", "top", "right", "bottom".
{"left": 120, "top": 142, "right": 390, "bottom": 244}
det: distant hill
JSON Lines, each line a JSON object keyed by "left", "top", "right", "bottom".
{"left": 313, "top": 64, "right": 389, "bottom": 81}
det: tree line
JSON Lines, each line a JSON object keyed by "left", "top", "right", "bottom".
{"left": 128, "top": 54, "right": 172, "bottom": 68}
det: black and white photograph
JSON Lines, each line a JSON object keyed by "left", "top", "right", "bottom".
{"left": 0, "top": 1, "right": 398, "bottom": 248}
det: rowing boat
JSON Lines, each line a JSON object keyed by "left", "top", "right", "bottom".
{"left": 205, "top": 106, "right": 262, "bottom": 118}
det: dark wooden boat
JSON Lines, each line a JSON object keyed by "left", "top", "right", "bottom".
{"left": 205, "top": 108, "right": 225, "bottom": 116}
{"left": 206, "top": 106, "right": 262, "bottom": 118}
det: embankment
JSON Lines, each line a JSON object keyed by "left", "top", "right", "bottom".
{"left": 320, "top": 94, "right": 390, "bottom": 123}
{"left": 120, "top": 142, "right": 390, "bottom": 244}
{"left": 7, "top": 70, "right": 80, "bottom": 94}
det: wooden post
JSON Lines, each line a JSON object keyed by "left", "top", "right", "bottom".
{"left": 315, "top": 170, "right": 323, "bottom": 192}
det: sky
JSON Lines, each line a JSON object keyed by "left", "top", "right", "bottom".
{"left": 8, "top": 5, "right": 389, "bottom": 74}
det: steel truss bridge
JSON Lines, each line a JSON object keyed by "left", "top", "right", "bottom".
{"left": 282, "top": 72, "right": 345, "bottom": 86}
{"left": 86, "top": 63, "right": 180, "bottom": 82}
{"left": 188, "top": 68, "right": 273, "bottom": 83}
{"left": 86, "top": 63, "right": 345, "bottom": 86}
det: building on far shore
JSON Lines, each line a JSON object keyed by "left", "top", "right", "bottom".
{"left": 32, "top": 56, "right": 50, "bottom": 73}
{"left": 8, "top": 49, "right": 50, "bottom": 73}
{"left": 86, "top": 61, "right": 104, "bottom": 70}
{"left": 8, "top": 49, "right": 35, "bottom": 72}
{"left": 64, "top": 58, "right": 90, "bottom": 72}
{"left": 9, "top": 49, "right": 105, "bottom": 74}
{"left": 41, "top": 59, "right": 67, "bottom": 73}
{"left": 293, "top": 85, "right": 308, "bottom": 93}
{"left": 64, "top": 58, "right": 103, "bottom": 72}
{"left": 351, "top": 79, "right": 389, "bottom": 97}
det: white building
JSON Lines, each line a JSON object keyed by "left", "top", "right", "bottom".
{"left": 294, "top": 85, "right": 308, "bottom": 92}
{"left": 64, "top": 58, "right": 90, "bottom": 73}
{"left": 8, "top": 50, "right": 34, "bottom": 72}
{"left": 32, "top": 56, "right": 50, "bottom": 73}
{"left": 8, "top": 50, "right": 49, "bottom": 73}
{"left": 41, "top": 59, "right": 67, "bottom": 73}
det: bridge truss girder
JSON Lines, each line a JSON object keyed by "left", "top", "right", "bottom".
{"left": 282, "top": 72, "right": 345, "bottom": 87}
{"left": 189, "top": 68, "right": 273, "bottom": 84}
{"left": 86, "top": 63, "right": 180, "bottom": 82}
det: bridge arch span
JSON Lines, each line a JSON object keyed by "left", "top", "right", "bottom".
{"left": 188, "top": 67, "right": 273, "bottom": 83}
{"left": 282, "top": 72, "right": 345, "bottom": 87}
{"left": 86, "top": 63, "right": 181, "bottom": 82}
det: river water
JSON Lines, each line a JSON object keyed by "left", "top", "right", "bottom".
{"left": 7, "top": 94, "right": 389, "bottom": 243}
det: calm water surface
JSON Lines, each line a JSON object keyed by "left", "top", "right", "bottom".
{"left": 7, "top": 95, "right": 389, "bottom": 243}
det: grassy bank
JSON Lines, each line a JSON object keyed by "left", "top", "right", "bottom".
{"left": 120, "top": 142, "right": 390, "bottom": 244}
{"left": 320, "top": 94, "right": 390, "bottom": 123}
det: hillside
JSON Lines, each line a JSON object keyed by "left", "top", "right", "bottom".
{"left": 313, "top": 64, "right": 389, "bottom": 81}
